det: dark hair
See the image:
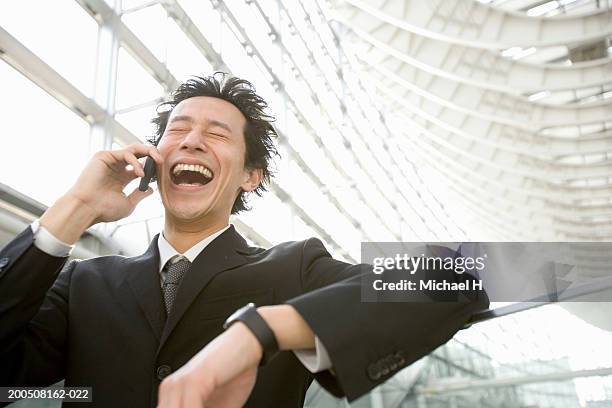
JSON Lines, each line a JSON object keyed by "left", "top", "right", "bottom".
{"left": 149, "top": 72, "right": 278, "bottom": 214}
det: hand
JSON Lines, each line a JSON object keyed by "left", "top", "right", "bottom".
{"left": 157, "top": 323, "right": 263, "bottom": 408}
{"left": 67, "top": 144, "right": 163, "bottom": 224}
{"left": 39, "top": 144, "right": 163, "bottom": 244}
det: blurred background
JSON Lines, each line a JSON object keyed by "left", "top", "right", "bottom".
{"left": 1, "top": 0, "right": 611, "bottom": 406}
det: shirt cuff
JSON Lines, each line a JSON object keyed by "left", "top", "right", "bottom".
{"left": 31, "top": 219, "right": 74, "bottom": 257}
{"left": 292, "top": 336, "right": 332, "bottom": 373}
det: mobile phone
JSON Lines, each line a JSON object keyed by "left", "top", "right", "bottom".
{"left": 138, "top": 156, "right": 156, "bottom": 192}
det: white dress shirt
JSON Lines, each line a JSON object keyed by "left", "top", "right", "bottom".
{"left": 30, "top": 220, "right": 331, "bottom": 372}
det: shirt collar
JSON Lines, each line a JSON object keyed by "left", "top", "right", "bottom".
{"left": 157, "top": 224, "right": 231, "bottom": 272}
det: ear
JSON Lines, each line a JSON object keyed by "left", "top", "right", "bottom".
{"left": 241, "top": 168, "right": 263, "bottom": 193}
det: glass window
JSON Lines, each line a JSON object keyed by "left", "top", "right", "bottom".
{"left": 111, "top": 216, "right": 152, "bottom": 255}
{"left": 238, "top": 192, "right": 292, "bottom": 244}
{"left": 220, "top": 24, "right": 257, "bottom": 82}
{"left": 177, "top": 0, "right": 222, "bottom": 54}
{"left": 0, "top": 0, "right": 98, "bottom": 96}
{"left": 115, "top": 103, "right": 159, "bottom": 142}
{"left": 121, "top": 4, "right": 168, "bottom": 63}
{"left": 290, "top": 215, "right": 322, "bottom": 242}
{"left": 227, "top": 1, "right": 280, "bottom": 72}
{"left": 0, "top": 60, "right": 90, "bottom": 206}
{"left": 108, "top": 176, "right": 165, "bottom": 254}
{"left": 115, "top": 47, "right": 164, "bottom": 111}
{"left": 301, "top": 2, "right": 339, "bottom": 65}
{"left": 166, "top": 19, "right": 214, "bottom": 81}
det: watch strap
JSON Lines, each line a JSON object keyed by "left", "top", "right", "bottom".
{"left": 223, "top": 303, "right": 279, "bottom": 366}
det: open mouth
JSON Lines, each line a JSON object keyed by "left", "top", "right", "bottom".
{"left": 170, "top": 163, "right": 214, "bottom": 187}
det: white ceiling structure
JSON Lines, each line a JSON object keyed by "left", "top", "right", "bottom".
{"left": 330, "top": 0, "right": 612, "bottom": 241}
{"left": 2, "top": 1, "right": 612, "bottom": 406}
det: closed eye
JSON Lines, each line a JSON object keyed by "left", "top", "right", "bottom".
{"left": 209, "top": 132, "right": 228, "bottom": 138}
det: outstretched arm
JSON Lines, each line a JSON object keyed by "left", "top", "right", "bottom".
{"left": 156, "top": 304, "right": 314, "bottom": 408}
{"left": 156, "top": 238, "right": 488, "bottom": 407}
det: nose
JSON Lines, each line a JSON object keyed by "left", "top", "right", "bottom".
{"left": 179, "top": 129, "right": 207, "bottom": 152}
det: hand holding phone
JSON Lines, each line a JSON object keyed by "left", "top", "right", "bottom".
{"left": 40, "top": 144, "right": 162, "bottom": 243}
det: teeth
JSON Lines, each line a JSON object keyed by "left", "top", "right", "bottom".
{"left": 172, "top": 163, "right": 213, "bottom": 179}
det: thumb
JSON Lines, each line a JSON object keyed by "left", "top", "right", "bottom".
{"left": 127, "top": 186, "right": 154, "bottom": 207}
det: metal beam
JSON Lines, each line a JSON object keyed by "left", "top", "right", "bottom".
{"left": 0, "top": 183, "right": 102, "bottom": 260}
{"left": 271, "top": 0, "right": 448, "bottom": 239}
{"left": 467, "top": 274, "right": 612, "bottom": 328}
{"left": 415, "top": 366, "right": 612, "bottom": 395}
{"left": 0, "top": 25, "right": 104, "bottom": 124}
{"left": 160, "top": 0, "right": 227, "bottom": 72}
{"left": 0, "top": 25, "right": 137, "bottom": 147}
{"left": 75, "top": 0, "right": 178, "bottom": 91}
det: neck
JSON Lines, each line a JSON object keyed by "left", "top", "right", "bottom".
{"left": 163, "top": 215, "right": 229, "bottom": 253}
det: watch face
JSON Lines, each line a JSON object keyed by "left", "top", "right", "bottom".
{"left": 223, "top": 303, "right": 255, "bottom": 329}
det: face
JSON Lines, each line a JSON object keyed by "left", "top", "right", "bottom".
{"left": 156, "top": 96, "right": 261, "bottom": 227}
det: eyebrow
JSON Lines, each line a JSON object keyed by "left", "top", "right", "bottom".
{"left": 168, "top": 115, "right": 194, "bottom": 125}
{"left": 168, "top": 115, "right": 232, "bottom": 133}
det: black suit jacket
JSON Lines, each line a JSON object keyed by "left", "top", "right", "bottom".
{"left": 0, "top": 225, "right": 488, "bottom": 407}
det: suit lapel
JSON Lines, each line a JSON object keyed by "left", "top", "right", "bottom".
{"left": 159, "top": 225, "right": 250, "bottom": 348}
{"left": 125, "top": 235, "right": 165, "bottom": 341}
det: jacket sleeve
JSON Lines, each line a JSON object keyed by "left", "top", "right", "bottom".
{"left": 0, "top": 226, "right": 74, "bottom": 388}
{"left": 286, "top": 238, "right": 489, "bottom": 402}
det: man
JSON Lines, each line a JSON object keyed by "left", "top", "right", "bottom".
{"left": 0, "top": 73, "right": 487, "bottom": 407}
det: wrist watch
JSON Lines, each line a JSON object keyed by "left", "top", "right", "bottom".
{"left": 223, "top": 303, "right": 279, "bottom": 366}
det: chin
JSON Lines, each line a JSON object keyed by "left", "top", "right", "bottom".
{"left": 161, "top": 195, "right": 207, "bottom": 220}
{"left": 169, "top": 205, "right": 209, "bottom": 221}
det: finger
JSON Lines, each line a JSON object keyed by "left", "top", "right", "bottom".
{"left": 123, "top": 151, "right": 145, "bottom": 177}
{"left": 125, "top": 143, "right": 164, "bottom": 165}
{"left": 127, "top": 186, "right": 153, "bottom": 208}
{"left": 148, "top": 146, "right": 164, "bottom": 165}
{"left": 158, "top": 377, "right": 181, "bottom": 408}
{"left": 120, "top": 169, "right": 139, "bottom": 182}
{"left": 157, "top": 381, "right": 168, "bottom": 407}
{"left": 100, "top": 150, "right": 143, "bottom": 180}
